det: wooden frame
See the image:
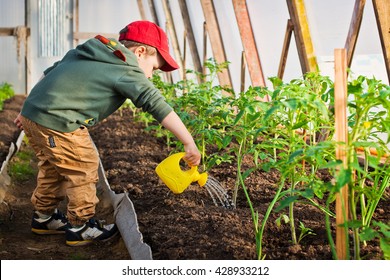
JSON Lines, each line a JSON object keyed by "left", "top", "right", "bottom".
{"left": 200, "top": 0, "right": 232, "bottom": 89}
{"left": 232, "top": 0, "right": 266, "bottom": 88}
{"left": 161, "top": 0, "right": 185, "bottom": 79}
{"left": 278, "top": 19, "right": 294, "bottom": 80}
{"left": 286, "top": 0, "right": 318, "bottom": 74}
{"left": 372, "top": 0, "right": 390, "bottom": 84}
{"left": 178, "top": 0, "right": 203, "bottom": 78}
{"left": 344, "top": 0, "right": 366, "bottom": 69}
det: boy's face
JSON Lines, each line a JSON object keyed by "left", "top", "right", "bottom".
{"left": 135, "top": 46, "right": 164, "bottom": 78}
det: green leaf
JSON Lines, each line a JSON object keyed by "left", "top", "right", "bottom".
{"left": 321, "top": 159, "right": 343, "bottom": 169}
{"left": 283, "top": 98, "right": 299, "bottom": 110}
{"left": 292, "top": 120, "right": 309, "bottom": 130}
{"left": 264, "top": 104, "right": 279, "bottom": 120}
{"left": 287, "top": 149, "right": 304, "bottom": 163}
{"left": 335, "top": 168, "right": 352, "bottom": 189}
{"left": 380, "top": 238, "right": 390, "bottom": 260}
{"left": 242, "top": 167, "right": 256, "bottom": 180}
{"left": 275, "top": 196, "right": 299, "bottom": 212}
{"left": 275, "top": 214, "right": 290, "bottom": 227}
{"left": 234, "top": 110, "right": 245, "bottom": 125}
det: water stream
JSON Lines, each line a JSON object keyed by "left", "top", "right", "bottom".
{"left": 204, "top": 176, "right": 234, "bottom": 209}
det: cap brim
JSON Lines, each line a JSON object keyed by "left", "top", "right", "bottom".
{"left": 158, "top": 49, "right": 179, "bottom": 72}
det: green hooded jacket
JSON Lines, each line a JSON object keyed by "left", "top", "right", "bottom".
{"left": 21, "top": 36, "right": 173, "bottom": 132}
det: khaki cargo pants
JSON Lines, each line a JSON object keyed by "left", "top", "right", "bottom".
{"left": 21, "top": 116, "right": 99, "bottom": 226}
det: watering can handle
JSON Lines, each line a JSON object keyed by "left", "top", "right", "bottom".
{"left": 177, "top": 153, "right": 207, "bottom": 186}
{"left": 175, "top": 152, "right": 195, "bottom": 170}
{"left": 155, "top": 152, "right": 208, "bottom": 194}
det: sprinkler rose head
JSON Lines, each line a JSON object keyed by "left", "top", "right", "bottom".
{"left": 197, "top": 172, "right": 208, "bottom": 187}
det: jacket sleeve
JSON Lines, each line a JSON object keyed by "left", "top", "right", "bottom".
{"left": 114, "top": 68, "right": 173, "bottom": 123}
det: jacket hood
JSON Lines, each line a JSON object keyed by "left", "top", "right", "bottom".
{"left": 75, "top": 37, "right": 136, "bottom": 65}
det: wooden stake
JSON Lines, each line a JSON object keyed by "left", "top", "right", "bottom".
{"left": 241, "top": 51, "right": 246, "bottom": 93}
{"left": 334, "top": 48, "right": 349, "bottom": 260}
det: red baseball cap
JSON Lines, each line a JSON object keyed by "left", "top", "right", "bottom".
{"left": 119, "top": 21, "right": 179, "bottom": 72}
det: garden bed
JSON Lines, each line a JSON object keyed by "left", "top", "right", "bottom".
{"left": 89, "top": 109, "right": 388, "bottom": 260}
{"left": 0, "top": 98, "right": 388, "bottom": 260}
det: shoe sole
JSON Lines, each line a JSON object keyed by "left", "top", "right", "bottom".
{"left": 66, "top": 231, "right": 119, "bottom": 247}
{"left": 66, "top": 240, "right": 94, "bottom": 247}
{"left": 32, "top": 228, "right": 66, "bottom": 235}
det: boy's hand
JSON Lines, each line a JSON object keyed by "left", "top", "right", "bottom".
{"left": 14, "top": 113, "right": 23, "bottom": 130}
{"left": 183, "top": 144, "right": 201, "bottom": 167}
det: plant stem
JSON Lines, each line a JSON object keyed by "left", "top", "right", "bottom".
{"left": 232, "top": 141, "right": 244, "bottom": 206}
{"left": 325, "top": 199, "right": 337, "bottom": 259}
{"left": 289, "top": 178, "right": 297, "bottom": 245}
{"left": 237, "top": 159, "right": 261, "bottom": 258}
{"left": 258, "top": 177, "right": 285, "bottom": 259}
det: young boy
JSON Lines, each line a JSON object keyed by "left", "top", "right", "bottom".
{"left": 14, "top": 20, "right": 201, "bottom": 246}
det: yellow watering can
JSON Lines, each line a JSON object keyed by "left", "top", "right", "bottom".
{"left": 155, "top": 152, "right": 208, "bottom": 194}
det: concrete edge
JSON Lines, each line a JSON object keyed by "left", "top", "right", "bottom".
{"left": 97, "top": 159, "right": 153, "bottom": 260}
{"left": 0, "top": 131, "right": 25, "bottom": 175}
{"left": 1, "top": 131, "right": 25, "bottom": 202}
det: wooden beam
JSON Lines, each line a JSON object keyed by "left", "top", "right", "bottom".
{"left": 232, "top": 0, "right": 266, "bottom": 87}
{"left": 286, "top": 0, "right": 318, "bottom": 74}
{"left": 145, "top": 0, "right": 174, "bottom": 83}
{"left": 202, "top": 21, "right": 207, "bottom": 79}
{"left": 0, "top": 27, "right": 30, "bottom": 37}
{"left": 278, "top": 19, "right": 294, "bottom": 80}
{"left": 344, "top": 0, "right": 366, "bottom": 67}
{"left": 334, "top": 48, "right": 349, "bottom": 260}
{"left": 372, "top": 0, "right": 390, "bottom": 84}
{"left": 183, "top": 29, "right": 187, "bottom": 82}
{"left": 73, "top": 0, "right": 79, "bottom": 47}
{"left": 0, "top": 28, "right": 15, "bottom": 36}
{"left": 148, "top": 0, "right": 160, "bottom": 25}
{"left": 0, "top": 25, "right": 31, "bottom": 94}
{"left": 177, "top": 0, "right": 203, "bottom": 77}
{"left": 136, "top": 0, "right": 147, "bottom": 20}
{"left": 25, "top": 0, "right": 31, "bottom": 94}
{"left": 200, "top": 0, "right": 232, "bottom": 88}
{"left": 161, "top": 0, "right": 184, "bottom": 79}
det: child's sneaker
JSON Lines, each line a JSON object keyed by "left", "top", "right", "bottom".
{"left": 65, "top": 218, "right": 119, "bottom": 246}
{"left": 31, "top": 209, "right": 71, "bottom": 235}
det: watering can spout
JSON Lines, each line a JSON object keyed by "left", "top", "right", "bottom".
{"left": 195, "top": 172, "right": 208, "bottom": 187}
{"left": 155, "top": 152, "right": 208, "bottom": 194}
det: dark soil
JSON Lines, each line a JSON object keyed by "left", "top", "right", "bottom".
{"left": 0, "top": 97, "right": 388, "bottom": 260}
